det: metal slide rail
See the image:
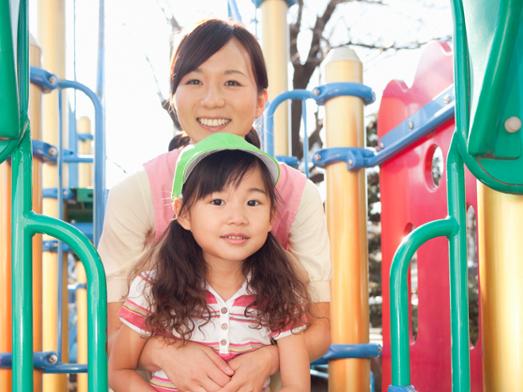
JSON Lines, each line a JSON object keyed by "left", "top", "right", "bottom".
{"left": 0, "top": 1, "right": 108, "bottom": 391}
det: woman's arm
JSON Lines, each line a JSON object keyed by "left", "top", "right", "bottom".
{"left": 304, "top": 302, "right": 331, "bottom": 361}
{"left": 278, "top": 333, "right": 310, "bottom": 392}
{"left": 108, "top": 325, "right": 154, "bottom": 392}
{"left": 289, "top": 180, "right": 332, "bottom": 360}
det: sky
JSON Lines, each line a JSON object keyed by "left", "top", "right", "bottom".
{"left": 30, "top": 0, "right": 453, "bottom": 188}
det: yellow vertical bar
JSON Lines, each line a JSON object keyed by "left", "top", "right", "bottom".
{"left": 0, "top": 162, "right": 12, "bottom": 392}
{"left": 29, "top": 35, "right": 44, "bottom": 392}
{"left": 76, "top": 116, "right": 92, "bottom": 392}
{"left": 77, "top": 117, "right": 93, "bottom": 188}
{"left": 323, "top": 47, "right": 369, "bottom": 392}
{"left": 38, "top": 0, "right": 68, "bottom": 389}
{"left": 260, "top": 0, "right": 290, "bottom": 155}
{"left": 477, "top": 184, "right": 523, "bottom": 391}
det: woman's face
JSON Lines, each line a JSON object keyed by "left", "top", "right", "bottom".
{"left": 173, "top": 38, "right": 267, "bottom": 143}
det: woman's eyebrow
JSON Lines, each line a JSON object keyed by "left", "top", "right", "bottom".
{"left": 224, "top": 69, "right": 248, "bottom": 77}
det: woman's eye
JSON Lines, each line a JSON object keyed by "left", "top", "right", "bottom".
{"left": 186, "top": 79, "right": 201, "bottom": 85}
{"left": 247, "top": 200, "right": 260, "bottom": 207}
{"left": 225, "top": 80, "right": 241, "bottom": 87}
{"left": 210, "top": 199, "right": 225, "bottom": 206}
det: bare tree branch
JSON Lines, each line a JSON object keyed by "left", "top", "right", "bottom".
{"left": 289, "top": 0, "right": 304, "bottom": 65}
{"left": 337, "top": 34, "right": 452, "bottom": 51}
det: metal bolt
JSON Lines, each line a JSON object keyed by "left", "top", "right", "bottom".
{"left": 48, "top": 146, "right": 58, "bottom": 157}
{"left": 504, "top": 116, "right": 521, "bottom": 133}
{"left": 377, "top": 142, "right": 385, "bottom": 151}
{"left": 48, "top": 354, "right": 58, "bottom": 365}
{"left": 49, "top": 76, "right": 57, "bottom": 85}
{"left": 408, "top": 121, "right": 414, "bottom": 130}
{"left": 443, "top": 95, "right": 451, "bottom": 104}
{"left": 312, "top": 88, "right": 320, "bottom": 96}
{"left": 347, "top": 159, "right": 353, "bottom": 167}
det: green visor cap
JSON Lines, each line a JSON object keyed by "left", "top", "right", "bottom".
{"left": 171, "top": 132, "right": 280, "bottom": 199}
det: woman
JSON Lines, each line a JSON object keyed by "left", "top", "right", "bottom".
{"left": 99, "top": 18, "right": 331, "bottom": 391}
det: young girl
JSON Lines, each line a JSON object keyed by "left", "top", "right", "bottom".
{"left": 108, "top": 133, "right": 311, "bottom": 392}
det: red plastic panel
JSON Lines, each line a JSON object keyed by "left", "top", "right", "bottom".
{"left": 378, "top": 41, "right": 482, "bottom": 392}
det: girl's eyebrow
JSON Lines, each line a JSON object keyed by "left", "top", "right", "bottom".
{"left": 248, "top": 187, "right": 268, "bottom": 194}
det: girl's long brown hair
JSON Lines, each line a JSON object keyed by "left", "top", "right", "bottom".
{"left": 142, "top": 150, "right": 309, "bottom": 341}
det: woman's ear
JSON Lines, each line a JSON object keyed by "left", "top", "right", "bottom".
{"left": 255, "top": 89, "right": 268, "bottom": 118}
{"left": 173, "top": 198, "right": 191, "bottom": 230}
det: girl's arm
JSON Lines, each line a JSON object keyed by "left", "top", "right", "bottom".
{"left": 108, "top": 325, "right": 154, "bottom": 392}
{"left": 278, "top": 332, "right": 311, "bottom": 391}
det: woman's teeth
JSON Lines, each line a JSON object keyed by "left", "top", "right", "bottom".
{"left": 198, "top": 118, "right": 230, "bottom": 127}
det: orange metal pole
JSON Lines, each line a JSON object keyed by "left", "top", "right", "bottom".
{"left": 29, "top": 35, "right": 44, "bottom": 392}
{"left": 324, "top": 47, "right": 370, "bottom": 392}
{"left": 0, "top": 162, "right": 12, "bottom": 391}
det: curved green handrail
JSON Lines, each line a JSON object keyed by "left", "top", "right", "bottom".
{"left": 389, "top": 218, "right": 458, "bottom": 386}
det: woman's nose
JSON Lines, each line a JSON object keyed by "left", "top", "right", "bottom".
{"left": 201, "top": 85, "right": 225, "bottom": 108}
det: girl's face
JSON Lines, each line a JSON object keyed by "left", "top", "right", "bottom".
{"left": 173, "top": 38, "right": 267, "bottom": 143}
{"left": 176, "top": 166, "right": 272, "bottom": 268}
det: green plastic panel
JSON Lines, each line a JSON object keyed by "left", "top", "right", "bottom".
{"left": 453, "top": 0, "right": 523, "bottom": 193}
{"left": 0, "top": 0, "right": 20, "bottom": 140}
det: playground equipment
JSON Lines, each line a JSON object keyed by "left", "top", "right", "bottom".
{"left": 1, "top": 0, "right": 522, "bottom": 391}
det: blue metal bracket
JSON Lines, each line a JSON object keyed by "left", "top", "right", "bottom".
{"left": 77, "top": 132, "right": 94, "bottom": 141}
{"left": 388, "top": 386, "right": 417, "bottom": 392}
{"left": 313, "top": 146, "right": 376, "bottom": 170}
{"left": 252, "top": 0, "right": 296, "bottom": 7}
{"left": 32, "top": 140, "right": 58, "bottom": 162}
{"left": 33, "top": 140, "right": 94, "bottom": 164}
{"left": 43, "top": 188, "right": 74, "bottom": 200}
{"left": 313, "top": 85, "right": 455, "bottom": 170}
{"left": 310, "top": 343, "right": 382, "bottom": 366}
{"left": 0, "top": 351, "right": 87, "bottom": 374}
{"left": 276, "top": 155, "right": 299, "bottom": 168}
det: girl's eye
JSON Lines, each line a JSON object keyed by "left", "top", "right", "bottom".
{"left": 225, "top": 80, "right": 241, "bottom": 87}
{"left": 247, "top": 200, "right": 261, "bottom": 207}
{"left": 210, "top": 199, "right": 225, "bottom": 206}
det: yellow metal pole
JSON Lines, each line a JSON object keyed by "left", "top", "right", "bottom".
{"left": 77, "top": 117, "right": 93, "bottom": 188}
{"left": 76, "top": 116, "right": 92, "bottom": 392}
{"left": 29, "top": 35, "right": 44, "bottom": 392}
{"left": 38, "top": 0, "right": 68, "bottom": 389}
{"left": 323, "top": 47, "right": 369, "bottom": 392}
{"left": 0, "top": 162, "right": 12, "bottom": 391}
{"left": 260, "top": 0, "right": 290, "bottom": 155}
{"left": 477, "top": 185, "right": 523, "bottom": 391}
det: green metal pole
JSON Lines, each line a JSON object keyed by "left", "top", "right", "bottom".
{"left": 446, "top": 135, "right": 471, "bottom": 392}
{"left": 11, "top": 131, "right": 34, "bottom": 392}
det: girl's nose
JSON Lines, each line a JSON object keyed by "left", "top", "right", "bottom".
{"left": 226, "top": 206, "right": 248, "bottom": 225}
